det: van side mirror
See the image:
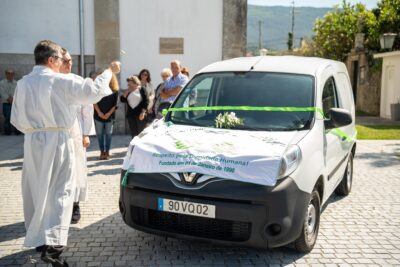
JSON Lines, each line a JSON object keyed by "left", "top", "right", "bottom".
{"left": 324, "top": 108, "right": 353, "bottom": 130}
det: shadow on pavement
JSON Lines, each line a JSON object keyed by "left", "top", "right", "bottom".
{"left": 356, "top": 151, "right": 400, "bottom": 167}
{"left": 87, "top": 135, "right": 131, "bottom": 152}
{"left": 0, "top": 161, "right": 23, "bottom": 171}
{"left": 0, "top": 222, "right": 25, "bottom": 243}
{"left": 65, "top": 213, "right": 306, "bottom": 266}
{"left": 87, "top": 167, "right": 121, "bottom": 177}
{"left": 384, "top": 143, "right": 400, "bottom": 154}
{"left": 0, "top": 212, "right": 306, "bottom": 266}
{"left": 87, "top": 151, "right": 127, "bottom": 162}
{"left": 86, "top": 156, "right": 124, "bottom": 177}
{"left": 0, "top": 249, "right": 37, "bottom": 266}
{"left": 321, "top": 194, "right": 346, "bottom": 213}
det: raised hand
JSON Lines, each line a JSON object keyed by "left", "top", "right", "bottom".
{"left": 109, "top": 61, "right": 121, "bottom": 74}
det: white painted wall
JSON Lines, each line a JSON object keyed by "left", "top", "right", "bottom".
{"left": 119, "top": 0, "right": 223, "bottom": 87}
{"left": 381, "top": 58, "right": 400, "bottom": 118}
{"left": 0, "top": 0, "right": 95, "bottom": 55}
{"left": 377, "top": 52, "right": 400, "bottom": 118}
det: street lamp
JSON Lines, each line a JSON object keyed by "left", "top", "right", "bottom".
{"left": 380, "top": 33, "right": 397, "bottom": 50}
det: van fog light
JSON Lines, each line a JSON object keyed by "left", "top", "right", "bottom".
{"left": 278, "top": 145, "right": 302, "bottom": 179}
{"left": 266, "top": 223, "right": 282, "bottom": 236}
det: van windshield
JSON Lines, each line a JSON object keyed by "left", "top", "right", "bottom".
{"left": 166, "top": 72, "right": 315, "bottom": 131}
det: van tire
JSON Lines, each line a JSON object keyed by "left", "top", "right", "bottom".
{"left": 335, "top": 153, "right": 353, "bottom": 196}
{"left": 294, "top": 189, "right": 320, "bottom": 253}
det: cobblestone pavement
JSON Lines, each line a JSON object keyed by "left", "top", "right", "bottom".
{"left": 0, "top": 135, "right": 399, "bottom": 266}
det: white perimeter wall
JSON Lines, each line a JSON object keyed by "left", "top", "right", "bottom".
{"left": 380, "top": 55, "right": 400, "bottom": 118}
{"left": 0, "top": 0, "right": 95, "bottom": 55}
{"left": 119, "top": 0, "right": 223, "bottom": 87}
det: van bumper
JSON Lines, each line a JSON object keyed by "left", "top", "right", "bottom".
{"left": 119, "top": 171, "right": 310, "bottom": 249}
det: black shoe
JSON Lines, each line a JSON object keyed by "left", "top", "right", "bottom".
{"left": 71, "top": 203, "right": 81, "bottom": 224}
{"left": 35, "top": 245, "right": 46, "bottom": 252}
{"left": 40, "top": 255, "right": 69, "bottom": 267}
{"left": 41, "top": 255, "right": 69, "bottom": 267}
{"left": 41, "top": 246, "right": 69, "bottom": 267}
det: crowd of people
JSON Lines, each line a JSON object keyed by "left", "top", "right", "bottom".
{"left": 86, "top": 59, "right": 190, "bottom": 163}
{"left": 1, "top": 60, "right": 190, "bottom": 142}
{"left": 1, "top": 38, "right": 192, "bottom": 266}
{"left": 120, "top": 60, "right": 190, "bottom": 138}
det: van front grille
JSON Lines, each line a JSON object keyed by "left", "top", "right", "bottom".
{"left": 132, "top": 206, "right": 251, "bottom": 242}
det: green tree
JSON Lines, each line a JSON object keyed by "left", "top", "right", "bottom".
{"left": 310, "top": 0, "right": 400, "bottom": 60}
{"left": 312, "top": 0, "right": 377, "bottom": 61}
{"left": 372, "top": 0, "right": 400, "bottom": 50}
{"left": 287, "top": 32, "right": 294, "bottom": 51}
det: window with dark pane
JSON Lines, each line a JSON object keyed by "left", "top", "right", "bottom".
{"left": 322, "top": 77, "right": 339, "bottom": 119}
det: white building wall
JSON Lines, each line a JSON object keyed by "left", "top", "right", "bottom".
{"left": 379, "top": 53, "right": 400, "bottom": 118}
{"left": 119, "top": 0, "right": 223, "bottom": 87}
{"left": 0, "top": 0, "right": 95, "bottom": 55}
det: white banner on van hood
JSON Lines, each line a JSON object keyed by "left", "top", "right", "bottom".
{"left": 122, "top": 121, "right": 297, "bottom": 186}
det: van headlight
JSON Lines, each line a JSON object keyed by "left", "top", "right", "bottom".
{"left": 278, "top": 145, "right": 302, "bottom": 179}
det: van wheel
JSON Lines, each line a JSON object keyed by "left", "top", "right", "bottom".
{"left": 294, "top": 189, "right": 320, "bottom": 253}
{"left": 335, "top": 153, "right": 353, "bottom": 196}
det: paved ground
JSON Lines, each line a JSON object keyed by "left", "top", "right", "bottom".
{"left": 0, "top": 135, "right": 399, "bottom": 266}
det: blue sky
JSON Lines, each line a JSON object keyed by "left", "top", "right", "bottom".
{"left": 248, "top": 0, "right": 379, "bottom": 9}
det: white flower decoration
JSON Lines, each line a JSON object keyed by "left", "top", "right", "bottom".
{"left": 215, "top": 112, "right": 244, "bottom": 129}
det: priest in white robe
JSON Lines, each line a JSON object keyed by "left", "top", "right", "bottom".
{"left": 10, "top": 40, "right": 120, "bottom": 267}
{"left": 59, "top": 48, "right": 94, "bottom": 224}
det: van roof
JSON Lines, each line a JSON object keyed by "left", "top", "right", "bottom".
{"left": 198, "top": 56, "right": 346, "bottom": 76}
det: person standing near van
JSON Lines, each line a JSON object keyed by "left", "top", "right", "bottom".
{"left": 0, "top": 68, "right": 18, "bottom": 135}
{"left": 181, "top": 67, "right": 190, "bottom": 78}
{"left": 93, "top": 73, "right": 119, "bottom": 160}
{"left": 120, "top": 75, "right": 148, "bottom": 137}
{"left": 159, "top": 60, "right": 188, "bottom": 112}
{"left": 180, "top": 66, "right": 197, "bottom": 108}
{"left": 59, "top": 48, "right": 95, "bottom": 224}
{"left": 10, "top": 40, "right": 120, "bottom": 267}
{"left": 138, "top": 69, "right": 155, "bottom": 123}
{"left": 154, "top": 68, "right": 172, "bottom": 119}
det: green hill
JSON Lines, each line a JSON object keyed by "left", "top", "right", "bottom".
{"left": 247, "top": 5, "right": 333, "bottom": 52}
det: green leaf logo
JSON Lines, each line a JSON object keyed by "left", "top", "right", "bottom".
{"left": 175, "top": 140, "right": 190, "bottom": 150}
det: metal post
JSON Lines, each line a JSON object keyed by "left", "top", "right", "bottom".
{"left": 291, "top": 0, "right": 295, "bottom": 35}
{"left": 258, "top": 20, "right": 263, "bottom": 50}
{"left": 79, "top": 0, "right": 85, "bottom": 77}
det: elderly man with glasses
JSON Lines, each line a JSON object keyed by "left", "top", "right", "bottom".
{"left": 0, "top": 68, "right": 18, "bottom": 135}
{"left": 59, "top": 48, "right": 95, "bottom": 224}
{"left": 11, "top": 40, "right": 121, "bottom": 267}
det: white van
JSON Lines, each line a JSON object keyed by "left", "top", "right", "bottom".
{"left": 120, "top": 56, "right": 356, "bottom": 252}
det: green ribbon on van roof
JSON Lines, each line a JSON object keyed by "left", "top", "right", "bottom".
{"left": 161, "top": 106, "right": 356, "bottom": 142}
{"left": 162, "top": 106, "right": 324, "bottom": 115}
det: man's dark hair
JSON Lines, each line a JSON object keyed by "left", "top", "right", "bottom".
{"left": 138, "top": 69, "right": 151, "bottom": 83}
{"left": 34, "top": 40, "right": 62, "bottom": 65}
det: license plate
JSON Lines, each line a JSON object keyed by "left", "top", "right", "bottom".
{"left": 158, "top": 197, "right": 216, "bottom": 218}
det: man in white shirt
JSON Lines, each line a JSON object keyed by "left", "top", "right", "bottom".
{"left": 11, "top": 40, "right": 120, "bottom": 267}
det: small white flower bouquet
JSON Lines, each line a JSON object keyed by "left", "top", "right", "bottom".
{"left": 215, "top": 112, "right": 244, "bottom": 129}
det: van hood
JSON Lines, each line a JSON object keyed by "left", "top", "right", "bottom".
{"left": 122, "top": 120, "right": 308, "bottom": 186}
